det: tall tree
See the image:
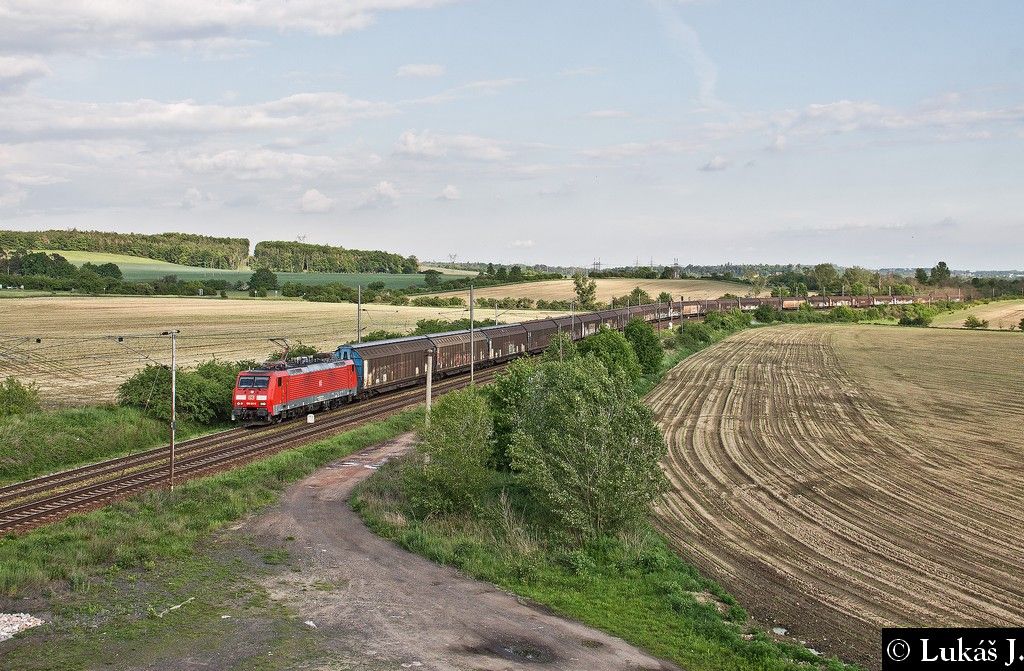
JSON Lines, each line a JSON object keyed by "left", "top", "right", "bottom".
{"left": 930, "top": 261, "right": 951, "bottom": 285}
{"left": 572, "top": 272, "right": 597, "bottom": 308}
{"left": 915, "top": 268, "right": 930, "bottom": 284}
{"left": 810, "top": 263, "right": 838, "bottom": 293}
{"left": 248, "top": 268, "right": 279, "bottom": 291}
{"left": 508, "top": 356, "right": 668, "bottom": 540}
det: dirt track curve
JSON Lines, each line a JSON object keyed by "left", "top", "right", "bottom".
{"left": 647, "top": 325, "right": 1024, "bottom": 669}
{"left": 241, "top": 434, "right": 680, "bottom": 671}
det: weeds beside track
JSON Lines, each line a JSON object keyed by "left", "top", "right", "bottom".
{"left": 0, "top": 365, "right": 503, "bottom": 533}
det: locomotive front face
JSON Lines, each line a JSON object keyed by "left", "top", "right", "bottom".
{"left": 232, "top": 372, "right": 275, "bottom": 421}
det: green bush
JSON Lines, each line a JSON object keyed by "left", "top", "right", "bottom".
{"left": 828, "top": 305, "right": 860, "bottom": 323}
{"left": 0, "top": 376, "right": 40, "bottom": 418}
{"left": 898, "top": 304, "right": 935, "bottom": 327}
{"left": 577, "top": 327, "right": 642, "bottom": 385}
{"left": 677, "top": 322, "right": 715, "bottom": 351}
{"left": 117, "top": 359, "right": 255, "bottom": 425}
{"left": 624, "top": 318, "right": 663, "bottom": 376}
{"left": 507, "top": 356, "right": 667, "bottom": 540}
{"left": 405, "top": 388, "right": 494, "bottom": 516}
{"left": 487, "top": 357, "right": 537, "bottom": 470}
{"left": 753, "top": 303, "right": 781, "bottom": 323}
{"left": 963, "top": 315, "right": 988, "bottom": 329}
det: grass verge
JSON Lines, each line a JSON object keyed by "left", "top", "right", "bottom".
{"left": 0, "top": 405, "right": 223, "bottom": 486}
{"left": 0, "top": 409, "right": 421, "bottom": 597}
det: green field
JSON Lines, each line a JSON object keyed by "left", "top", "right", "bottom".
{"left": 35, "top": 250, "right": 475, "bottom": 288}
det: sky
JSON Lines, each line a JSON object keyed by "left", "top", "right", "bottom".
{"left": 0, "top": 1, "right": 1022, "bottom": 270}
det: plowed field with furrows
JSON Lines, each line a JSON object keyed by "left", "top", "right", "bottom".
{"left": 647, "top": 325, "right": 1024, "bottom": 669}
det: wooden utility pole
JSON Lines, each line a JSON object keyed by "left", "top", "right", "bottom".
{"left": 469, "top": 285, "right": 475, "bottom": 385}
{"left": 162, "top": 330, "right": 180, "bottom": 490}
{"left": 356, "top": 285, "right": 362, "bottom": 343}
{"left": 425, "top": 349, "right": 433, "bottom": 427}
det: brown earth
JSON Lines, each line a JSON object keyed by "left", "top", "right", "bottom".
{"left": 647, "top": 325, "right": 1024, "bottom": 669}
{"left": 236, "top": 433, "right": 680, "bottom": 671}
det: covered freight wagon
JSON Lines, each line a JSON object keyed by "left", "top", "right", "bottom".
{"left": 427, "top": 330, "right": 490, "bottom": 374}
{"left": 479, "top": 324, "right": 528, "bottom": 362}
{"left": 522, "top": 319, "right": 558, "bottom": 352}
{"left": 335, "top": 335, "right": 431, "bottom": 394}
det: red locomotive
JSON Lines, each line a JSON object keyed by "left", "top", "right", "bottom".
{"left": 232, "top": 357, "right": 358, "bottom": 423}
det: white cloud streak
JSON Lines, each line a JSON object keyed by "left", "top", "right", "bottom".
{"left": 0, "top": 1, "right": 461, "bottom": 54}
{"left": 0, "top": 92, "right": 395, "bottom": 140}
{"left": 0, "top": 55, "right": 50, "bottom": 94}
{"left": 395, "top": 129, "right": 510, "bottom": 161}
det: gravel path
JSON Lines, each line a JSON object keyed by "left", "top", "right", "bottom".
{"left": 242, "top": 433, "right": 680, "bottom": 671}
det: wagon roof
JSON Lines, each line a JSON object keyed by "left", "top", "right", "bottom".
{"left": 478, "top": 324, "right": 528, "bottom": 337}
{"left": 426, "top": 330, "right": 488, "bottom": 347}
{"left": 350, "top": 335, "right": 433, "bottom": 356}
{"left": 520, "top": 319, "right": 557, "bottom": 332}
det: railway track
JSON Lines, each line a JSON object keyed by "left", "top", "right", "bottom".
{"left": 0, "top": 365, "right": 504, "bottom": 534}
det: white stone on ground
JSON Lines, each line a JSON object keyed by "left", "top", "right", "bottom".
{"left": 0, "top": 613, "right": 44, "bottom": 641}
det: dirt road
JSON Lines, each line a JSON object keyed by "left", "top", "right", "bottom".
{"left": 647, "top": 325, "right": 1024, "bottom": 669}
{"left": 242, "top": 434, "right": 679, "bottom": 671}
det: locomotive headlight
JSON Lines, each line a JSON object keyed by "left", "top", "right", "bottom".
{"left": 259, "top": 402, "right": 266, "bottom": 406}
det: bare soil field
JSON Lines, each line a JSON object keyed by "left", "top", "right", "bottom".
{"left": 931, "top": 298, "right": 1024, "bottom": 330}
{"left": 0, "top": 296, "right": 564, "bottom": 403}
{"left": 647, "top": 325, "right": 1024, "bottom": 669}
{"left": 427, "top": 278, "right": 758, "bottom": 303}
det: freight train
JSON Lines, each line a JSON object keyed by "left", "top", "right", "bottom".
{"left": 231, "top": 292, "right": 957, "bottom": 423}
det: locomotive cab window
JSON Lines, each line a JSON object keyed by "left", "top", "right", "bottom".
{"left": 238, "top": 376, "right": 270, "bottom": 389}
{"left": 277, "top": 378, "right": 282, "bottom": 387}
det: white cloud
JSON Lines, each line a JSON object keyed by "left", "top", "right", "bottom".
{"left": 181, "top": 149, "right": 337, "bottom": 180}
{"left": 0, "top": 186, "right": 27, "bottom": 208}
{"left": 0, "top": 1, "right": 461, "bottom": 54}
{"left": 299, "top": 188, "right": 335, "bottom": 213}
{"left": 0, "top": 55, "right": 50, "bottom": 94}
{"left": 584, "top": 109, "right": 629, "bottom": 119}
{"left": 766, "top": 134, "right": 786, "bottom": 152}
{"left": 699, "top": 155, "right": 728, "bottom": 171}
{"left": 437, "top": 184, "right": 460, "bottom": 200}
{"left": 357, "top": 180, "right": 399, "bottom": 209}
{"left": 651, "top": 0, "right": 724, "bottom": 111}
{"left": 3, "top": 171, "right": 67, "bottom": 185}
{"left": 396, "top": 63, "right": 445, "bottom": 78}
{"left": 395, "top": 129, "right": 510, "bottom": 161}
{"left": 510, "top": 239, "right": 535, "bottom": 248}
{"left": 409, "top": 77, "right": 525, "bottom": 105}
{"left": 0, "top": 92, "right": 395, "bottom": 140}
{"left": 581, "top": 138, "right": 702, "bottom": 160}
{"left": 181, "top": 187, "right": 211, "bottom": 209}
